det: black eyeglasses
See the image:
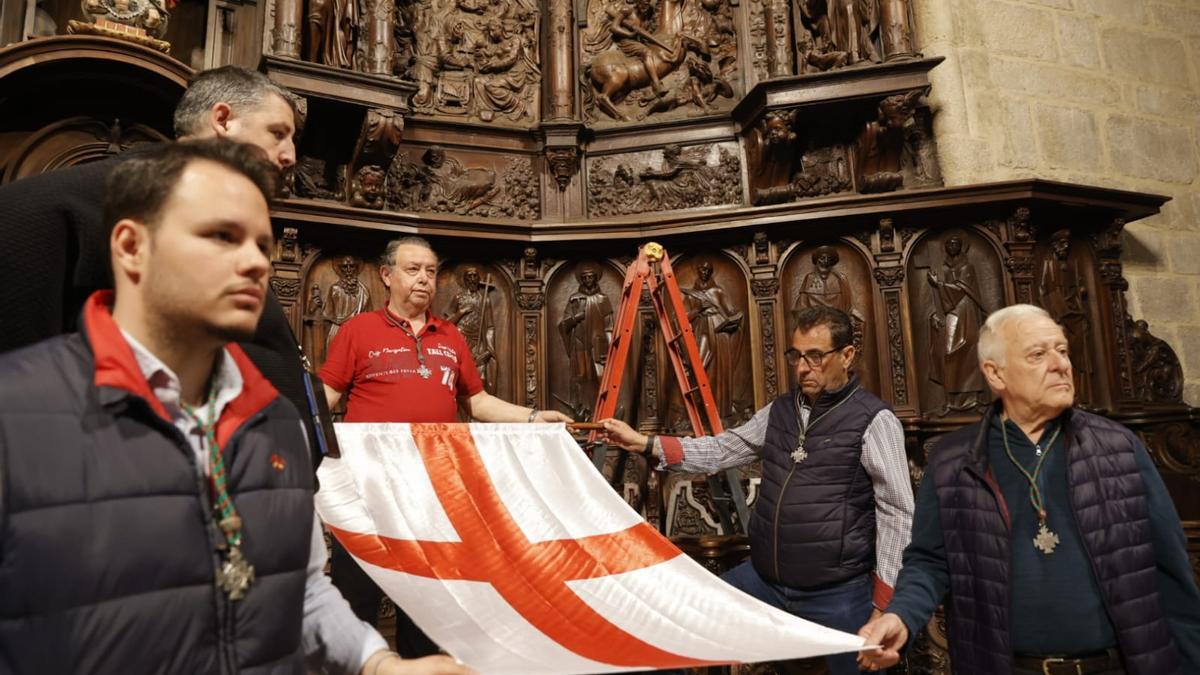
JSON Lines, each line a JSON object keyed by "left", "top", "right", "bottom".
{"left": 785, "top": 347, "right": 842, "bottom": 367}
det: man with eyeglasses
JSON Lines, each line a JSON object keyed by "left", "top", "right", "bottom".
{"left": 602, "top": 305, "right": 912, "bottom": 675}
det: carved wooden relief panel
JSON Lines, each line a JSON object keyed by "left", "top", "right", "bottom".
{"left": 780, "top": 241, "right": 880, "bottom": 396}
{"left": 386, "top": 144, "right": 540, "bottom": 220}
{"left": 580, "top": 0, "right": 740, "bottom": 124}
{"left": 299, "top": 253, "right": 388, "bottom": 372}
{"left": 1032, "top": 230, "right": 1104, "bottom": 408}
{"left": 432, "top": 261, "right": 516, "bottom": 401}
{"left": 545, "top": 260, "right": 637, "bottom": 421}
{"left": 587, "top": 142, "right": 742, "bottom": 217}
{"left": 906, "top": 228, "right": 1004, "bottom": 418}
{"left": 659, "top": 253, "right": 754, "bottom": 431}
{"left": 398, "top": 0, "right": 541, "bottom": 125}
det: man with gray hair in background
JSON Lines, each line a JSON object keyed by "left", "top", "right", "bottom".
{"left": 858, "top": 304, "right": 1200, "bottom": 675}
{"left": 0, "top": 65, "right": 332, "bottom": 462}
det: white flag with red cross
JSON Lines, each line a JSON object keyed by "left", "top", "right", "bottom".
{"left": 315, "top": 423, "right": 867, "bottom": 674}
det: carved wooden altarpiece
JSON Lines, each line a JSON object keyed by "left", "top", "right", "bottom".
{"left": 2, "top": 0, "right": 1199, "bottom": 667}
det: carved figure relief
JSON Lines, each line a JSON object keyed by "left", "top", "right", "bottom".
{"left": 1128, "top": 317, "right": 1185, "bottom": 404}
{"left": 582, "top": 0, "right": 738, "bottom": 123}
{"left": 386, "top": 146, "right": 540, "bottom": 219}
{"left": 925, "top": 231, "right": 988, "bottom": 414}
{"left": 1037, "top": 229, "right": 1094, "bottom": 403}
{"left": 556, "top": 263, "right": 615, "bottom": 419}
{"left": 855, "top": 90, "right": 939, "bottom": 194}
{"left": 445, "top": 265, "right": 500, "bottom": 394}
{"left": 665, "top": 258, "right": 750, "bottom": 429}
{"left": 303, "top": 283, "right": 329, "bottom": 365}
{"left": 325, "top": 256, "right": 372, "bottom": 349}
{"left": 299, "top": 254, "right": 386, "bottom": 372}
{"left": 349, "top": 109, "right": 403, "bottom": 210}
{"left": 588, "top": 143, "right": 742, "bottom": 217}
{"left": 782, "top": 243, "right": 878, "bottom": 394}
{"left": 69, "top": 0, "right": 170, "bottom": 50}
{"left": 396, "top": 0, "right": 541, "bottom": 124}
{"left": 908, "top": 227, "right": 1003, "bottom": 418}
{"left": 793, "top": 0, "right": 885, "bottom": 73}
{"left": 307, "top": 0, "right": 357, "bottom": 68}
{"left": 793, "top": 246, "right": 858, "bottom": 319}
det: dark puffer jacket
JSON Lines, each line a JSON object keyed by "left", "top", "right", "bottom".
{"left": 929, "top": 404, "right": 1184, "bottom": 675}
{"left": 0, "top": 292, "right": 315, "bottom": 674}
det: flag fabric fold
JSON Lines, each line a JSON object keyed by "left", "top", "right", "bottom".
{"left": 316, "top": 422, "right": 867, "bottom": 674}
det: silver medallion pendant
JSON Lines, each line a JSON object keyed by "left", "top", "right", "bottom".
{"left": 216, "top": 546, "right": 256, "bottom": 601}
{"left": 417, "top": 365, "right": 432, "bottom": 379}
{"left": 1033, "top": 523, "right": 1060, "bottom": 555}
{"left": 791, "top": 445, "right": 808, "bottom": 464}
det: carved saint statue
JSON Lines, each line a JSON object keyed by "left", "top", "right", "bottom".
{"left": 681, "top": 260, "right": 744, "bottom": 422}
{"left": 926, "top": 232, "right": 987, "bottom": 414}
{"left": 558, "top": 264, "right": 614, "bottom": 418}
{"left": 306, "top": 0, "right": 356, "bottom": 69}
{"left": 303, "top": 283, "right": 329, "bottom": 365}
{"left": 795, "top": 246, "right": 855, "bottom": 317}
{"left": 447, "top": 265, "right": 498, "bottom": 394}
{"left": 324, "top": 256, "right": 371, "bottom": 349}
{"left": 1038, "top": 229, "right": 1092, "bottom": 403}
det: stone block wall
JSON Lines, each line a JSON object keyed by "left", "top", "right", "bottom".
{"left": 914, "top": 0, "right": 1200, "bottom": 403}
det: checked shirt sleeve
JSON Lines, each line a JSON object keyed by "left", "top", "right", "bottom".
{"left": 860, "top": 408, "right": 915, "bottom": 609}
{"left": 655, "top": 405, "right": 770, "bottom": 473}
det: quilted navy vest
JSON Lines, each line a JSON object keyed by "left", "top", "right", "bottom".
{"left": 750, "top": 377, "right": 887, "bottom": 589}
{"left": 929, "top": 404, "right": 1183, "bottom": 675}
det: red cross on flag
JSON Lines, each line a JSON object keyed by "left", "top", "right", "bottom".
{"left": 316, "top": 423, "right": 867, "bottom": 674}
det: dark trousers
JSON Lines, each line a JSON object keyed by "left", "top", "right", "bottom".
{"left": 330, "top": 539, "right": 440, "bottom": 658}
{"left": 720, "top": 561, "right": 878, "bottom": 675}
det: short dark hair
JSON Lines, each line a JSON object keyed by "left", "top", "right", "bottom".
{"left": 173, "top": 66, "right": 294, "bottom": 137}
{"left": 103, "top": 139, "right": 279, "bottom": 236}
{"left": 793, "top": 306, "right": 853, "bottom": 349}
{"left": 381, "top": 236, "right": 437, "bottom": 267}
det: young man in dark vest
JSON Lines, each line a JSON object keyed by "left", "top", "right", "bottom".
{"left": 858, "top": 304, "right": 1200, "bottom": 675}
{"left": 0, "top": 141, "right": 470, "bottom": 675}
{"left": 602, "top": 306, "right": 913, "bottom": 675}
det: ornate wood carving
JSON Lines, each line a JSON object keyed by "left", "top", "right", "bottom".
{"left": 385, "top": 145, "right": 540, "bottom": 219}
{"left": 1035, "top": 229, "right": 1096, "bottom": 404}
{"left": 588, "top": 142, "right": 742, "bottom": 216}
{"left": 855, "top": 89, "right": 939, "bottom": 193}
{"left": 1129, "top": 318, "right": 1185, "bottom": 404}
{"left": 884, "top": 291, "right": 908, "bottom": 407}
{"left": 580, "top": 0, "right": 739, "bottom": 123}
{"left": 546, "top": 0, "right": 576, "bottom": 120}
{"left": 348, "top": 108, "right": 403, "bottom": 209}
{"left": 794, "top": 0, "right": 902, "bottom": 73}
{"left": 436, "top": 263, "right": 512, "bottom": 396}
{"left": 524, "top": 314, "right": 539, "bottom": 406}
{"left": 398, "top": 0, "right": 541, "bottom": 124}
{"left": 908, "top": 228, "right": 1002, "bottom": 417}
{"left": 1003, "top": 207, "right": 1037, "bottom": 305}
{"left": 545, "top": 146, "right": 580, "bottom": 190}
{"left": 68, "top": 0, "right": 170, "bottom": 51}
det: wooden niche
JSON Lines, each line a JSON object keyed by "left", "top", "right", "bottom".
{"left": 781, "top": 241, "right": 880, "bottom": 397}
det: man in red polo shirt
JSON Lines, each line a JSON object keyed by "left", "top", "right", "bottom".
{"left": 319, "top": 235, "right": 570, "bottom": 656}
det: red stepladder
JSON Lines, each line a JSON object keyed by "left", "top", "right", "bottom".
{"left": 588, "top": 242, "right": 750, "bottom": 535}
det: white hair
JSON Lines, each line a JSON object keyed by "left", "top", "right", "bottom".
{"left": 977, "top": 304, "right": 1053, "bottom": 366}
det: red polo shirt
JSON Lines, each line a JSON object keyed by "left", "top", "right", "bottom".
{"left": 319, "top": 307, "right": 485, "bottom": 422}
